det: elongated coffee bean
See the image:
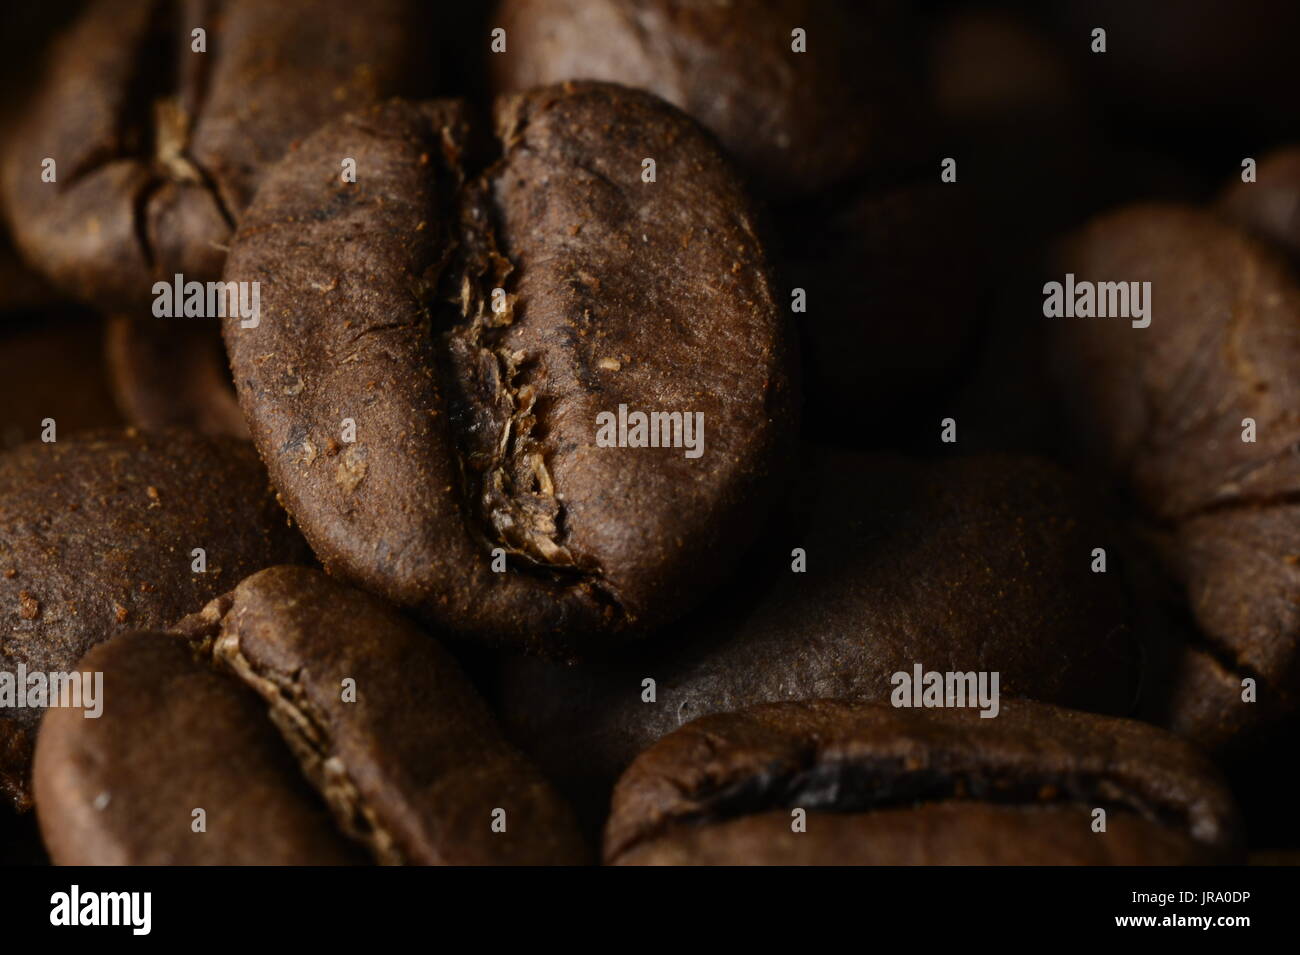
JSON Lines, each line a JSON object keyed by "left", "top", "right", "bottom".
{"left": 36, "top": 631, "right": 368, "bottom": 865}
{"left": 605, "top": 699, "right": 1243, "bottom": 865}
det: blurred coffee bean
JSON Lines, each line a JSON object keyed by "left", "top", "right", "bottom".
{"left": 1050, "top": 204, "right": 1300, "bottom": 752}
{"left": 495, "top": 449, "right": 1140, "bottom": 830}
{"left": 104, "top": 314, "right": 247, "bottom": 438}
{"left": 605, "top": 699, "right": 1243, "bottom": 865}
{"left": 1219, "top": 146, "right": 1300, "bottom": 262}
{"left": 930, "top": 7, "right": 1082, "bottom": 131}
{"left": 0, "top": 226, "right": 59, "bottom": 315}
{"left": 1, "top": 0, "right": 438, "bottom": 310}
{"left": 491, "top": 0, "right": 931, "bottom": 198}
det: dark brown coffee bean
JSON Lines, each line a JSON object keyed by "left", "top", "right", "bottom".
{"left": 490, "top": 0, "right": 928, "bottom": 197}
{"left": 1053, "top": 206, "right": 1300, "bottom": 520}
{"left": 496, "top": 450, "right": 1139, "bottom": 824}
{"left": 35, "top": 631, "right": 367, "bottom": 865}
{"left": 1219, "top": 147, "right": 1300, "bottom": 263}
{"left": 35, "top": 566, "right": 588, "bottom": 865}
{"left": 604, "top": 699, "right": 1243, "bottom": 865}
{"left": 0, "top": 313, "right": 123, "bottom": 450}
{"left": 1, "top": 0, "right": 437, "bottom": 310}
{"left": 0, "top": 428, "right": 309, "bottom": 809}
{"left": 1050, "top": 204, "right": 1300, "bottom": 751}
{"left": 104, "top": 314, "right": 248, "bottom": 438}
{"left": 928, "top": 9, "right": 1082, "bottom": 133}
{"left": 222, "top": 84, "right": 795, "bottom": 656}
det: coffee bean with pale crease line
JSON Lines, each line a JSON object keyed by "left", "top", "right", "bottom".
{"left": 0, "top": 0, "right": 437, "bottom": 311}
{"left": 36, "top": 631, "right": 367, "bottom": 866}
{"left": 222, "top": 83, "right": 796, "bottom": 658}
{"left": 34, "top": 566, "right": 588, "bottom": 865}
{"left": 604, "top": 699, "right": 1243, "bottom": 865}
{"left": 0, "top": 428, "right": 310, "bottom": 811}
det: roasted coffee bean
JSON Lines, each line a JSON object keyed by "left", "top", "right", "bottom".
{"left": 0, "top": 312, "right": 122, "bottom": 450}
{"left": 34, "top": 566, "right": 588, "bottom": 865}
{"left": 490, "top": 0, "right": 928, "bottom": 197}
{"left": 0, "top": 3, "right": 75, "bottom": 160}
{"left": 0, "top": 428, "right": 309, "bottom": 809}
{"left": 1219, "top": 146, "right": 1300, "bottom": 263}
{"left": 221, "top": 84, "right": 796, "bottom": 656}
{"left": 928, "top": 9, "right": 1082, "bottom": 135}
{"left": 37, "top": 631, "right": 367, "bottom": 865}
{"left": 104, "top": 314, "right": 248, "bottom": 438}
{"left": 0, "top": 0, "right": 436, "bottom": 310}
{"left": 604, "top": 699, "right": 1243, "bottom": 865}
{"left": 1050, "top": 204, "right": 1300, "bottom": 751}
{"left": 496, "top": 450, "right": 1139, "bottom": 824}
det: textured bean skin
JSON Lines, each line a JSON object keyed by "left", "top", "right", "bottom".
{"left": 34, "top": 567, "right": 589, "bottom": 865}
{"left": 0, "top": 428, "right": 309, "bottom": 809}
{"left": 222, "top": 85, "right": 795, "bottom": 656}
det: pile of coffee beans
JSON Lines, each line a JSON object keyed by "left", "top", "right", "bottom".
{"left": 1, "top": 0, "right": 1296, "bottom": 866}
